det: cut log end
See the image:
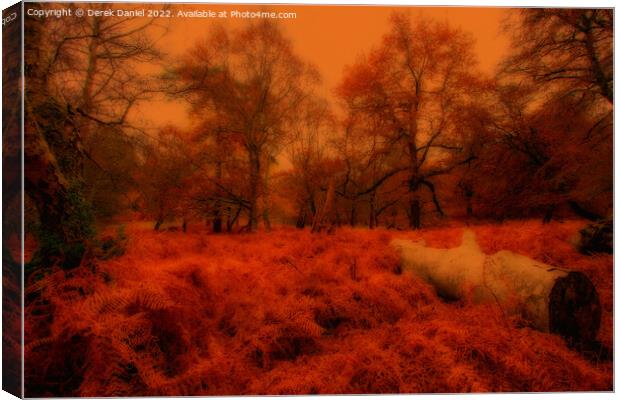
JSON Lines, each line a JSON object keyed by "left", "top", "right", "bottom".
{"left": 549, "top": 271, "right": 601, "bottom": 343}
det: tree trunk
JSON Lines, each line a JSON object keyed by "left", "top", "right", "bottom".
{"left": 388, "top": 209, "right": 397, "bottom": 229}
{"left": 410, "top": 198, "right": 421, "bottom": 230}
{"left": 79, "top": 17, "right": 100, "bottom": 112}
{"left": 391, "top": 230, "right": 601, "bottom": 343}
{"left": 312, "top": 178, "right": 336, "bottom": 233}
{"left": 24, "top": 125, "right": 71, "bottom": 238}
{"left": 213, "top": 158, "right": 223, "bottom": 233}
{"left": 24, "top": 108, "right": 91, "bottom": 271}
{"left": 584, "top": 25, "right": 613, "bottom": 104}
{"left": 248, "top": 150, "right": 261, "bottom": 232}
{"left": 213, "top": 216, "right": 222, "bottom": 233}
{"left": 349, "top": 201, "right": 357, "bottom": 226}
{"left": 543, "top": 206, "right": 554, "bottom": 224}
{"left": 154, "top": 213, "right": 164, "bottom": 231}
{"left": 262, "top": 163, "right": 272, "bottom": 232}
{"left": 459, "top": 180, "right": 475, "bottom": 219}
{"left": 295, "top": 205, "right": 307, "bottom": 229}
{"left": 466, "top": 198, "right": 473, "bottom": 219}
{"left": 24, "top": 13, "right": 93, "bottom": 270}
{"left": 154, "top": 219, "right": 163, "bottom": 231}
{"left": 263, "top": 209, "right": 272, "bottom": 232}
{"left": 407, "top": 102, "right": 421, "bottom": 229}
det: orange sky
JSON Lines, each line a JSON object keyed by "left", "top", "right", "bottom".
{"left": 126, "top": 4, "right": 511, "bottom": 129}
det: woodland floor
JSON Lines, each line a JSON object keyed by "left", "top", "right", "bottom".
{"left": 24, "top": 220, "right": 613, "bottom": 396}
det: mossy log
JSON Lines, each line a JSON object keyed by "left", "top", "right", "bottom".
{"left": 391, "top": 230, "right": 600, "bottom": 342}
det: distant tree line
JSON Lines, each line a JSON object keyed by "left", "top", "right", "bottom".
{"left": 22, "top": 6, "right": 612, "bottom": 268}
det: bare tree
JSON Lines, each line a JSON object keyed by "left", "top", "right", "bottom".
{"left": 284, "top": 98, "right": 335, "bottom": 228}
{"left": 486, "top": 8, "right": 614, "bottom": 221}
{"left": 24, "top": 3, "right": 165, "bottom": 266}
{"left": 171, "top": 21, "right": 320, "bottom": 231}
{"left": 338, "top": 13, "right": 477, "bottom": 229}
{"left": 503, "top": 9, "right": 613, "bottom": 105}
{"left": 186, "top": 117, "right": 249, "bottom": 233}
{"left": 137, "top": 127, "right": 193, "bottom": 231}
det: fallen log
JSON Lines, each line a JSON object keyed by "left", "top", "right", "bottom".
{"left": 391, "top": 230, "right": 601, "bottom": 343}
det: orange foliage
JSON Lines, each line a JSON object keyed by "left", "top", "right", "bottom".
{"left": 25, "top": 220, "right": 611, "bottom": 396}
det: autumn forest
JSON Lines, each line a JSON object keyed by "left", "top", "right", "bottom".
{"left": 4, "top": 3, "right": 613, "bottom": 396}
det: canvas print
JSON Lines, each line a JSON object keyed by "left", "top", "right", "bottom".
{"left": 2, "top": 1, "right": 613, "bottom": 397}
